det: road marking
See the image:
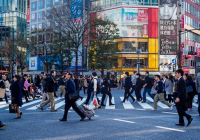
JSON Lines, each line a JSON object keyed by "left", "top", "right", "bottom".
{"left": 146, "top": 97, "right": 169, "bottom": 109}
{"left": 162, "top": 112, "right": 178, "bottom": 115}
{"left": 120, "top": 97, "right": 134, "bottom": 109}
{"left": 192, "top": 103, "right": 198, "bottom": 107}
{"left": 156, "top": 126, "right": 185, "bottom": 132}
{"left": 113, "top": 119, "right": 135, "bottom": 124}
{"left": 54, "top": 100, "right": 65, "bottom": 110}
{"left": 137, "top": 98, "right": 153, "bottom": 109}
{"left": 105, "top": 97, "right": 115, "bottom": 109}
{"left": 27, "top": 98, "right": 63, "bottom": 110}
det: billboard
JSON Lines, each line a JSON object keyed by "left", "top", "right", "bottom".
{"left": 29, "top": 57, "right": 37, "bottom": 70}
{"left": 138, "top": 9, "right": 148, "bottom": 22}
{"left": 122, "top": 8, "right": 137, "bottom": 22}
{"left": 159, "top": 0, "right": 178, "bottom": 55}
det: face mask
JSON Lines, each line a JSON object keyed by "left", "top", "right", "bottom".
{"left": 136, "top": 76, "right": 139, "bottom": 78}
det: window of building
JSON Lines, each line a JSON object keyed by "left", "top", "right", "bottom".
{"left": 46, "top": 33, "right": 52, "bottom": 42}
{"left": 47, "top": 0, "right": 52, "bottom": 7}
{"left": 31, "top": 24, "right": 37, "bottom": 32}
{"left": 38, "top": 23, "right": 44, "bottom": 31}
{"left": 38, "top": 34, "right": 44, "bottom": 43}
{"left": 38, "top": 11, "right": 44, "bottom": 21}
{"left": 39, "top": 0, "right": 45, "bottom": 9}
{"left": 31, "top": 1, "right": 37, "bottom": 11}
{"left": 31, "top": 13, "right": 37, "bottom": 22}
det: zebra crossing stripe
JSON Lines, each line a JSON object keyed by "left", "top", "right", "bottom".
{"left": 54, "top": 100, "right": 65, "bottom": 110}
{"left": 146, "top": 97, "right": 169, "bottom": 109}
{"left": 192, "top": 103, "right": 198, "bottom": 107}
{"left": 120, "top": 97, "right": 134, "bottom": 109}
{"left": 27, "top": 98, "right": 63, "bottom": 110}
{"left": 137, "top": 98, "right": 153, "bottom": 109}
{"left": 105, "top": 97, "right": 115, "bottom": 109}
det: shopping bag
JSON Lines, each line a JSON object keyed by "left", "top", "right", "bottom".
{"left": 93, "top": 95, "right": 98, "bottom": 106}
{"left": 0, "top": 88, "right": 5, "bottom": 98}
{"left": 6, "top": 88, "right": 11, "bottom": 97}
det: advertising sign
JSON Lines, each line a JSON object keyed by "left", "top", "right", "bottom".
{"left": 195, "top": 42, "right": 200, "bottom": 57}
{"left": 138, "top": 9, "right": 148, "bottom": 22}
{"left": 29, "top": 57, "right": 37, "bottom": 70}
{"left": 122, "top": 8, "right": 138, "bottom": 22}
{"left": 69, "top": 56, "right": 82, "bottom": 69}
{"left": 143, "top": 24, "right": 148, "bottom": 37}
{"left": 181, "top": 45, "right": 185, "bottom": 66}
{"left": 159, "top": 0, "right": 178, "bottom": 55}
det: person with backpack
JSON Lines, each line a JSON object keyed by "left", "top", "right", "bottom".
{"left": 142, "top": 71, "right": 154, "bottom": 103}
{"left": 121, "top": 72, "right": 135, "bottom": 103}
{"left": 59, "top": 72, "right": 86, "bottom": 122}
{"left": 186, "top": 75, "right": 196, "bottom": 111}
{"left": 100, "top": 72, "right": 115, "bottom": 106}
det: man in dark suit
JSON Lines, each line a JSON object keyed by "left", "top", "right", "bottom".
{"left": 175, "top": 69, "right": 193, "bottom": 126}
{"left": 121, "top": 72, "right": 135, "bottom": 103}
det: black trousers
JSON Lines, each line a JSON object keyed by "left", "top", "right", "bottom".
{"left": 63, "top": 101, "right": 85, "bottom": 120}
{"left": 135, "top": 90, "right": 142, "bottom": 100}
{"left": 83, "top": 87, "right": 87, "bottom": 94}
{"left": 23, "top": 90, "right": 29, "bottom": 102}
{"left": 188, "top": 94, "right": 195, "bottom": 109}
{"left": 85, "top": 91, "right": 92, "bottom": 105}
{"left": 176, "top": 101, "right": 191, "bottom": 124}
{"left": 168, "top": 94, "right": 173, "bottom": 103}
{"left": 101, "top": 91, "right": 112, "bottom": 105}
{"left": 123, "top": 88, "right": 135, "bottom": 102}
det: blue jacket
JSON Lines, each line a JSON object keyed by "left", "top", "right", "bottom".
{"left": 65, "top": 78, "right": 76, "bottom": 103}
{"left": 155, "top": 80, "right": 163, "bottom": 94}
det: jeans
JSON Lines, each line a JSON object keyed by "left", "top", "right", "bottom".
{"left": 143, "top": 88, "right": 154, "bottom": 102}
{"left": 198, "top": 93, "right": 200, "bottom": 114}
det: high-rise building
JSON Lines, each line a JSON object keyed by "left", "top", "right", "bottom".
{"left": 91, "top": 0, "right": 159, "bottom": 74}
{"left": 0, "top": 0, "right": 27, "bottom": 71}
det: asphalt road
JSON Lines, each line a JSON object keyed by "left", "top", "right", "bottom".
{"left": 0, "top": 89, "right": 200, "bottom": 140}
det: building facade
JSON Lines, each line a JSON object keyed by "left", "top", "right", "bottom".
{"left": 91, "top": 0, "right": 159, "bottom": 74}
{"left": 0, "top": 0, "right": 27, "bottom": 71}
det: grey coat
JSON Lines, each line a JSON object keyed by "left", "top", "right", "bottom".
{"left": 195, "top": 74, "right": 200, "bottom": 93}
{"left": 165, "top": 79, "right": 173, "bottom": 94}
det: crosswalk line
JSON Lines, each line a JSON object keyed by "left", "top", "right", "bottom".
{"left": 69, "top": 97, "right": 87, "bottom": 109}
{"left": 54, "top": 100, "right": 65, "bottom": 110}
{"left": 5, "top": 99, "right": 42, "bottom": 110}
{"left": 192, "top": 103, "right": 198, "bottom": 107}
{"left": 146, "top": 97, "right": 169, "bottom": 109}
{"left": 27, "top": 98, "right": 63, "bottom": 110}
{"left": 105, "top": 97, "right": 115, "bottom": 109}
{"left": 137, "top": 98, "right": 153, "bottom": 109}
{"left": 120, "top": 97, "right": 134, "bottom": 109}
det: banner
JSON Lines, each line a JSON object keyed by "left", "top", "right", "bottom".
{"left": 138, "top": 9, "right": 148, "bottom": 22}
{"left": 159, "top": 0, "right": 178, "bottom": 55}
{"left": 143, "top": 24, "right": 148, "bottom": 37}
{"left": 196, "top": 42, "right": 200, "bottom": 57}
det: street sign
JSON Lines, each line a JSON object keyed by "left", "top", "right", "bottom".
{"left": 172, "top": 59, "right": 176, "bottom": 64}
{"left": 168, "top": 66, "right": 172, "bottom": 70}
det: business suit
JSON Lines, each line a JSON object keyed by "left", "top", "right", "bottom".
{"left": 122, "top": 77, "right": 135, "bottom": 102}
{"left": 195, "top": 74, "right": 200, "bottom": 114}
{"left": 135, "top": 78, "right": 143, "bottom": 101}
{"left": 62, "top": 78, "right": 85, "bottom": 120}
{"left": 176, "top": 77, "right": 191, "bottom": 124}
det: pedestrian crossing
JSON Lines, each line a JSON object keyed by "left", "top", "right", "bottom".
{"left": 0, "top": 96, "right": 199, "bottom": 111}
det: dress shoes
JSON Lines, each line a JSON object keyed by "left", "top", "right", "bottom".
{"left": 59, "top": 118, "right": 67, "bottom": 121}
{"left": 109, "top": 103, "right": 115, "bottom": 106}
{"left": 187, "top": 118, "right": 193, "bottom": 127}
{"left": 175, "top": 123, "right": 185, "bottom": 126}
{"left": 101, "top": 104, "right": 106, "bottom": 106}
{"left": 80, "top": 116, "right": 86, "bottom": 121}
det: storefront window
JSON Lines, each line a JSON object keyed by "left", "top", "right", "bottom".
{"left": 121, "top": 41, "right": 148, "bottom": 52}
{"left": 121, "top": 57, "right": 148, "bottom": 68}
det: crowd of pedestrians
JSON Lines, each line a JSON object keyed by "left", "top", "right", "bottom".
{"left": 1, "top": 68, "right": 200, "bottom": 129}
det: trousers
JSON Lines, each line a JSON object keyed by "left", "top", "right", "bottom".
{"left": 176, "top": 101, "right": 191, "bottom": 124}
{"left": 154, "top": 93, "right": 172, "bottom": 109}
{"left": 123, "top": 88, "right": 135, "bottom": 102}
{"left": 101, "top": 91, "right": 112, "bottom": 105}
{"left": 40, "top": 92, "right": 55, "bottom": 111}
{"left": 63, "top": 101, "right": 85, "bottom": 119}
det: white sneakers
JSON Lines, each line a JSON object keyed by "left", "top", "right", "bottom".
{"left": 152, "top": 108, "right": 157, "bottom": 111}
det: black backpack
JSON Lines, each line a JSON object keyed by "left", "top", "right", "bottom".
{"left": 94, "top": 78, "right": 101, "bottom": 94}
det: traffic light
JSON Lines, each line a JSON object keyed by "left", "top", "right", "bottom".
{"left": 188, "top": 51, "right": 197, "bottom": 55}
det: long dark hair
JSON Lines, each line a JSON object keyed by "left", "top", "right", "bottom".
{"left": 169, "top": 75, "right": 173, "bottom": 83}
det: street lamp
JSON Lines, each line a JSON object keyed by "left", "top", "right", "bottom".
{"left": 136, "top": 49, "right": 140, "bottom": 73}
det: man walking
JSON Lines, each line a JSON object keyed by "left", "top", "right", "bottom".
{"left": 59, "top": 72, "right": 85, "bottom": 122}
{"left": 152, "top": 75, "right": 173, "bottom": 111}
{"left": 135, "top": 73, "right": 143, "bottom": 101}
{"left": 40, "top": 70, "right": 57, "bottom": 112}
{"left": 175, "top": 69, "right": 193, "bottom": 126}
{"left": 142, "top": 71, "right": 154, "bottom": 103}
{"left": 56, "top": 74, "right": 66, "bottom": 97}
{"left": 101, "top": 72, "right": 115, "bottom": 106}
{"left": 121, "top": 72, "right": 135, "bottom": 103}
{"left": 195, "top": 71, "right": 200, "bottom": 116}
{"left": 131, "top": 71, "right": 137, "bottom": 94}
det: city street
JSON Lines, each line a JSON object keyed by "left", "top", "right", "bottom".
{"left": 0, "top": 89, "right": 200, "bottom": 140}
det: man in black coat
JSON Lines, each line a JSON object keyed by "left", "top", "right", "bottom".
{"left": 135, "top": 73, "right": 143, "bottom": 101}
{"left": 175, "top": 69, "right": 193, "bottom": 126}
{"left": 101, "top": 72, "right": 115, "bottom": 106}
{"left": 40, "top": 70, "right": 57, "bottom": 112}
{"left": 121, "top": 72, "right": 135, "bottom": 103}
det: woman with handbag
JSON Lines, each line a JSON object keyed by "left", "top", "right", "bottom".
{"left": 11, "top": 75, "right": 23, "bottom": 119}
{"left": 186, "top": 75, "right": 196, "bottom": 111}
{"left": 59, "top": 72, "right": 85, "bottom": 122}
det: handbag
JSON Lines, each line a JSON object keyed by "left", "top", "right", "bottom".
{"left": 0, "top": 88, "right": 6, "bottom": 98}
{"left": 186, "top": 86, "right": 193, "bottom": 93}
{"left": 93, "top": 95, "right": 98, "bottom": 106}
{"left": 68, "top": 91, "right": 79, "bottom": 101}
{"left": 9, "top": 104, "right": 17, "bottom": 113}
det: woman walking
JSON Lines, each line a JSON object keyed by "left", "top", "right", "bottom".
{"left": 11, "top": 75, "right": 23, "bottom": 119}
{"left": 165, "top": 75, "right": 174, "bottom": 103}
